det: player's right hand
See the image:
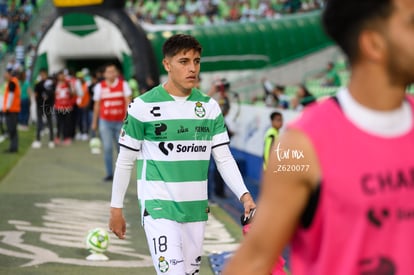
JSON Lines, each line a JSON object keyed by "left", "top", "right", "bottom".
{"left": 109, "top": 207, "right": 126, "bottom": 239}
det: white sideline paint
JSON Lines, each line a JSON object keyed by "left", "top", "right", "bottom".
{"left": 0, "top": 198, "right": 238, "bottom": 267}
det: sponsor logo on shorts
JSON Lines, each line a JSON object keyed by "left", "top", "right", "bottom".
{"left": 170, "top": 258, "right": 184, "bottom": 266}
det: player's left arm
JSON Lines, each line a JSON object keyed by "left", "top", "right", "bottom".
{"left": 212, "top": 145, "right": 256, "bottom": 215}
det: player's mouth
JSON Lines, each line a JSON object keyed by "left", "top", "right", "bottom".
{"left": 186, "top": 76, "right": 197, "bottom": 81}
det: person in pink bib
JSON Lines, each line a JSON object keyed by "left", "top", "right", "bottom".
{"left": 224, "top": 0, "right": 414, "bottom": 274}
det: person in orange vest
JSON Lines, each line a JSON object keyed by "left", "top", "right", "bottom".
{"left": 3, "top": 69, "right": 21, "bottom": 153}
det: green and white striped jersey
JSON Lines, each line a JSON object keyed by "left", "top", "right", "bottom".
{"left": 119, "top": 85, "right": 229, "bottom": 222}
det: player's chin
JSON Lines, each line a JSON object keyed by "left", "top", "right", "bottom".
{"left": 184, "top": 79, "right": 197, "bottom": 89}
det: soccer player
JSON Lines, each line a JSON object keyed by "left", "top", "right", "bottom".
{"left": 223, "top": 0, "right": 414, "bottom": 274}
{"left": 109, "top": 34, "right": 256, "bottom": 275}
{"left": 263, "top": 111, "right": 283, "bottom": 170}
{"left": 91, "top": 63, "right": 132, "bottom": 181}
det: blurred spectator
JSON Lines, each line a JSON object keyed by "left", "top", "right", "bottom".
{"left": 54, "top": 70, "right": 75, "bottom": 146}
{"left": 6, "top": 56, "right": 21, "bottom": 73}
{"left": 74, "top": 71, "right": 90, "bottom": 141}
{"left": 262, "top": 78, "right": 289, "bottom": 108}
{"left": 3, "top": 69, "right": 21, "bottom": 153}
{"left": 19, "top": 0, "right": 37, "bottom": 10}
{"left": 17, "top": 70, "right": 30, "bottom": 129}
{"left": 0, "top": 0, "right": 7, "bottom": 16}
{"left": 14, "top": 39, "right": 25, "bottom": 66}
{"left": 87, "top": 70, "right": 99, "bottom": 136}
{"left": 75, "top": 71, "right": 90, "bottom": 141}
{"left": 324, "top": 62, "right": 341, "bottom": 87}
{"left": 0, "top": 88, "right": 4, "bottom": 140}
{"left": 290, "top": 84, "right": 316, "bottom": 110}
{"left": 32, "top": 68, "right": 55, "bottom": 149}
{"left": 25, "top": 44, "right": 36, "bottom": 80}
{"left": 0, "top": 13, "right": 8, "bottom": 40}
{"left": 229, "top": 2, "right": 241, "bottom": 21}
{"left": 263, "top": 111, "right": 283, "bottom": 170}
{"left": 133, "top": 0, "right": 321, "bottom": 26}
{"left": 20, "top": 1, "right": 33, "bottom": 31}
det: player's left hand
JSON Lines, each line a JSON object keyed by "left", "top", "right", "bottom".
{"left": 240, "top": 192, "right": 256, "bottom": 217}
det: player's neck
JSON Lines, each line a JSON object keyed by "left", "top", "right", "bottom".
{"left": 348, "top": 65, "right": 407, "bottom": 111}
{"left": 163, "top": 81, "right": 192, "bottom": 97}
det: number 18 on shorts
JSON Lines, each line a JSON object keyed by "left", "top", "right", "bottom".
{"left": 143, "top": 216, "right": 206, "bottom": 275}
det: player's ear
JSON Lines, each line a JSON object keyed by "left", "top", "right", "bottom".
{"left": 359, "top": 29, "right": 386, "bottom": 63}
{"left": 162, "top": 58, "right": 171, "bottom": 73}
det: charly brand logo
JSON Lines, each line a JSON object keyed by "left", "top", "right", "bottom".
{"left": 367, "top": 208, "right": 390, "bottom": 228}
{"left": 194, "top": 102, "right": 206, "bottom": 118}
{"left": 150, "top": 106, "right": 161, "bottom": 117}
{"left": 273, "top": 142, "right": 310, "bottom": 173}
{"left": 359, "top": 256, "right": 396, "bottom": 275}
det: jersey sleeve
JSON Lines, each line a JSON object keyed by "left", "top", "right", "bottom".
{"left": 93, "top": 83, "right": 102, "bottom": 102}
{"left": 118, "top": 99, "right": 143, "bottom": 151}
{"left": 211, "top": 98, "right": 230, "bottom": 148}
{"left": 122, "top": 81, "right": 132, "bottom": 97}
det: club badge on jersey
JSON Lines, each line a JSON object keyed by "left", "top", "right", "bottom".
{"left": 194, "top": 102, "right": 206, "bottom": 118}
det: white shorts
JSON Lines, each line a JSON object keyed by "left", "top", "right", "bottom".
{"left": 143, "top": 215, "right": 206, "bottom": 275}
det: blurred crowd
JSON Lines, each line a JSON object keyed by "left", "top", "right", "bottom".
{"left": 0, "top": 0, "right": 38, "bottom": 58}
{"left": 127, "top": 0, "right": 324, "bottom": 25}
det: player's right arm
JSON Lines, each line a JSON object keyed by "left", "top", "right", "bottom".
{"left": 223, "top": 128, "right": 321, "bottom": 274}
{"left": 109, "top": 99, "right": 144, "bottom": 239}
{"left": 109, "top": 146, "right": 140, "bottom": 239}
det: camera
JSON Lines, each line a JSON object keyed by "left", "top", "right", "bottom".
{"left": 215, "top": 78, "right": 230, "bottom": 91}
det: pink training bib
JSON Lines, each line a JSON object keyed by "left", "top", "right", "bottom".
{"left": 289, "top": 96, "right": 414, "bottom": 275}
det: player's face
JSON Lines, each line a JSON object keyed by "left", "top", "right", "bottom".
{"left": 163, "top": 49, "right": 201, "bottom": 94}
{"left": 272, "top": 116, "right": 283, "bottom": 130}
{"left": 104, "top": 66, "right": 118, "bottom": 83}
{"left": 382, "top": 0, "right": 414, "bottom": 85}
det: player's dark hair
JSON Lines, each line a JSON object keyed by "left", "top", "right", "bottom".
{"left": 39, "top": 68, "right": 48, "bottom": 74}
{"left": 322, "top": 0, "right": 393, "bottom": 64}
{"left": 104, "top": 62, "right": 119, "bottom": 71}
{"left": 270, "top": 111, "right": 282, "bottom": 121}
{"left": 162, "top": 34, "right": 202, "bottom": 58}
